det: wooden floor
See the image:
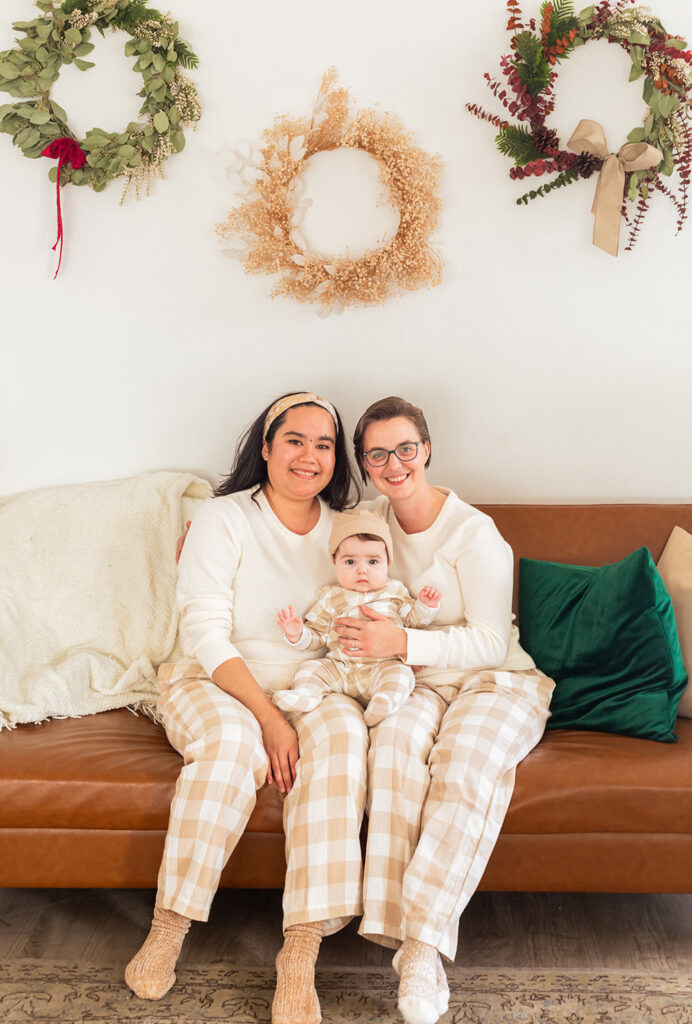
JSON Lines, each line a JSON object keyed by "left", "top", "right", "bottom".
{"left": 1, "top": 888, "right": 690, "bottom": 971}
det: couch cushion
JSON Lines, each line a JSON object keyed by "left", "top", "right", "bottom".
{"left": 502, "top": 717, "right": 692, "bottom": 835}
{"left": 0, "top": 709, "right": 285, "bottom": 833}
{"left": 1, "top": 710, "right": 690, "bottom": 839}
{"left": 657, "top": 525, "right": 692, "bottom": 718}
{"left": 519, "top": 547, "right": 688, "bottom": 742}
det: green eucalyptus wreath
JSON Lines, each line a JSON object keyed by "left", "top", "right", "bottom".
{"left": 0, "top": 0, "right": 201, "bottom": 197}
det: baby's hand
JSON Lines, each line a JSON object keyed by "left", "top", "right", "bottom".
{"left": 419, "top": 585, "right": 441, "bottom": 608}
{"left": 278, "top": 606, "right": 304, "bottom": 644}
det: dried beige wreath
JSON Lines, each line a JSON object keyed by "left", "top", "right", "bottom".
{"left": 216, "top": 69, "right": 443, "bottom": 316}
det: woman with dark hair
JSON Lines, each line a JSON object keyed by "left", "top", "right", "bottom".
{"left": 336, "top": 396, "right": 555, "bottom": 1024}
{"left": 125, "top": 392, "right": 368, "bottom": 1024}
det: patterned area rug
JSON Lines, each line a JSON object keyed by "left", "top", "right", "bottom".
{"left": 1, "top": 961, "right": 691, "bottom": 1023}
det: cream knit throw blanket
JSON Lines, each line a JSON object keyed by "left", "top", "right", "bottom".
{"left": 0, "top": 471, "right": 212, "bottom": 730}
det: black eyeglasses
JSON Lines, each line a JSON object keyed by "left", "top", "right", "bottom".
{"left": 363, "top": 441, "right": 425, "bottom": 468}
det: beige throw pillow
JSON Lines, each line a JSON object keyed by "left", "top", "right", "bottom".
{"left": 658, "top": 526, "right": 692, "bottom": 718}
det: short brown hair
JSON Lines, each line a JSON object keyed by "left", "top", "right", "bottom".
{"left": 353, "top": 396, "right": 431, "bottom": 483}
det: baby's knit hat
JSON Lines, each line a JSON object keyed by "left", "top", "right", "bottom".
{"left": 328, "top": 509, "right": 393, "bottom": 562}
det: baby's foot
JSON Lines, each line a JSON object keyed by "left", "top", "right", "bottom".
{"left": 363, "top": 692, "right": 403, "bottom": 727}
{"left": 273, "top": 689, "right": 321, "bottom": 714}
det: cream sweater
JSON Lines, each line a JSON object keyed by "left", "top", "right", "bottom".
{"left": 372, "top": 489, "right": 535, "bottom": 685}
{"left": 176, "top": 488, "right": 334, "bottom": 691}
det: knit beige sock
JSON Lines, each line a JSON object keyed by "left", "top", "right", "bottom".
{"left": 124, "top": 907, "right": 191, "bottom": 1000}
{"left": 272, "top": 922, "right": 324, "bottom": 1024}
{"left": 393, "top": 938, "right": 440, "bottom": 1024}
{"left": 436, "top": 954, "right": 449, "bottom": 1016}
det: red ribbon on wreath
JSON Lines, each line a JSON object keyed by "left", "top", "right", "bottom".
{"left": 41, "top": 138, "right": 87, "bottom": 279}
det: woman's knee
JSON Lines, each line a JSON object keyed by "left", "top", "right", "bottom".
{"left": 296, "top": 695, "right": 368, "bottom": 760}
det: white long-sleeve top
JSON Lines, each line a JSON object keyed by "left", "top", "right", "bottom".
{"left": 176, "top": 488, "right": 334, "bottom": 692}
{"left": 372, "top": 489, "right": 535, "bottom": 685}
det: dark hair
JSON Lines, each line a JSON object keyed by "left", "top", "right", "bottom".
{"left": 352, "top": 396, "right": 431, "bottom": 484}
{"left": 332, "top": 532, "right": 390, "bottom": 563}
{"left": 216, "top": 392, "right": 360, "bottom": 511}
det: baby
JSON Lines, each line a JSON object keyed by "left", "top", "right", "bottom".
{"left": 273, "top": 509, "right": 440, "bottom": 726}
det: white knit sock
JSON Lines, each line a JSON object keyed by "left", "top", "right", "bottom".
{"left": 393, "top": 938, "right": 440, "bottom": 1024}
{"left": 436, "top": 954, "right": 449, "bottom": 1015}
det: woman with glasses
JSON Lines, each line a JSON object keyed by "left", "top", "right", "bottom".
{"left": 336, "top": 396, "right": 554, "bottom": 1024}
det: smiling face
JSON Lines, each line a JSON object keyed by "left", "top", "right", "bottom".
{"left": 361, "top": 415, "right": 431, "bottom": 500}
{"left": 262, "top": 405, "right": 336, "bottom": 502}
{"left": 333, "top": 535, "right": 389, "bottom": 592}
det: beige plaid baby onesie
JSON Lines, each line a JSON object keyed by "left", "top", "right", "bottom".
{"left": 273, "top": 580, "right": 437, "bottom": 726}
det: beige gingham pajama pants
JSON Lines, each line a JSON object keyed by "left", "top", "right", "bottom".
{"left": 359, "top": 667, "right": 555, "bottom": 961}
{"left": 155, "top": 660, "right": 368, "bottom": 932}
{"left": 274, "top": 656, "right": 416, "bottom": 721}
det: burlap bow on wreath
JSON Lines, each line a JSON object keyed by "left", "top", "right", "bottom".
{"left": 567, "top": 119, "right": 662, "bottom": 257}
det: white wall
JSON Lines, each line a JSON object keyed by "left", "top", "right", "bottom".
{"left": 2, "top": 0, "right": 691, "bottom": 502}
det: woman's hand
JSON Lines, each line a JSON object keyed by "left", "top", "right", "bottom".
{"left": 260, "top": 708, "right": 299, "bottom": 795}
{"left": 334, "top": 606, "right": 407, "bottom": 659}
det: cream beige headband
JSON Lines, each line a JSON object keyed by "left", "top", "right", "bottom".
{"left": 262, "top": 392, "right": 339, "bottom": 442}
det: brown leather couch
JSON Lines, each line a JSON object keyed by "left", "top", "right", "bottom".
{"left": 1, "top": 504, "right": 691, "bottom": 893}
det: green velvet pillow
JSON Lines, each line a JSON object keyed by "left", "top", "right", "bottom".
{"left": 519, "top": 547, "right": 687, "bottom": 742}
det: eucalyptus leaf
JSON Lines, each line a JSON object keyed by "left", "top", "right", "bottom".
{"left": 64, "top": 28, "right": 82, "bottom": 46}
{"left": 163, "top": 64, "right": 175, "bottom": 84}
{"left": 14, "top": 125, "right": 33, "bottom": 145}
{"left": 48, "top": 164, "right": 58, "bottom": 182}
{"left": 153, "top": 110, "right": 169, "bottom": 133}
{"left": 29, "top": 109, "right": 50, "bottom": 124}
{"left": 152, "top": 53, "right": 165, "bottom": 71}
{"left": 92, "top": 180, "right": 108, "bottom": 191}
{"left": 649, "top": 89, "right": 679, "bottom": 119}
{"left": 664, "top": 37, "right": 687, "bottom": 50}
{"left": 643, "top": 77, "right": 654, "bottom": 103}
{"left": 118, "top": 144, "right": 135, "bottom": 157}
{"left": 20, "top": 127, "right": 40, "bottom": 148}
{"left": 128, "top": 151, "right": 141, "bottom": 167}
{"left": 36, "top": 22, "right": 52, "bottom": 41}
{"left": 35, "top": 46, "right": 49, "bottom": 64}
{"left": 662, "top": 149, "right": 674, "bottom": 175}
{"left": 0, "top": 62, "right": 18, "bottom": 79}
{"left": 168, "top": 105, "right": 180, "bottom": 126}
{"left": 629, "top": 64, "right": 643, "bottom": 82}
{"left": 171, "top": 130, "right": 184, "bottom": 152}
{"left": 50, "top": 101, "right": 68, "bottom": 122}
{"left": 74, "top": 59, "right": 96, "bottom": 71}
{"left": 627, "top": 126, "right": 645, "bottom": 143}
{"left": 628, "top": 31, "right": 650, "bottom": 46}
{"left": 578, "top": 6, "right": 594, "bottom": 23}
{"left": 124, "top": 40, "right": 137, "bottom": 57}
{"left": 73, "top": 43, "right": 95, "bottom": 57}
